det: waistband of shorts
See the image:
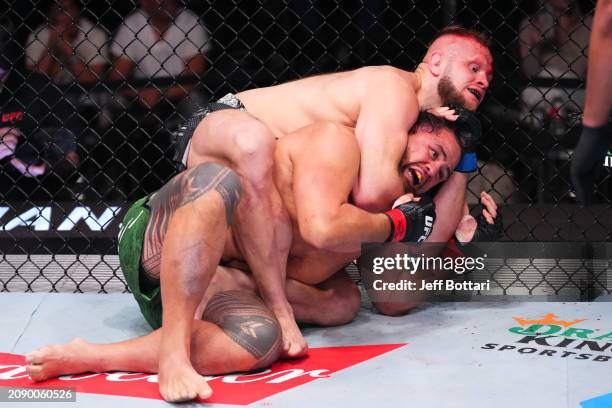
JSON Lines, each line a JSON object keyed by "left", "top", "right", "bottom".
{"left": 216, "top": 93, "right": 246, "bottom": 111}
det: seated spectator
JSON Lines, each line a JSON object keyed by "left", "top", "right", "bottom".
{"left": 0, "top": 17, "right": 45, "bottom": 177}
{"left": 0, "top": 77, "right": 80, "bottom": 199}
{"left": 25, "top": 0, "right": 109, "bottom": 86}
{"left": 22, "top": 0, "right": 109, "bottom": 200}
{"left": 518, "top": 0, "right": 592, "bottom": 133}
{"left": 109, "top": 0, "right": 209, "bottom": 110}
{"left": 0, "top": 14, "right": 80, "bottom": 200}
{"left": 107, "top": 0, "right": 210, "bottom": 198}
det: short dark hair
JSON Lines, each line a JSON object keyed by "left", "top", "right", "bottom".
{"left": 410, "top": 111, "right": 477, "bottom": 157}
{"left": 430, "top": 25, "right": 491, "bottom": 51}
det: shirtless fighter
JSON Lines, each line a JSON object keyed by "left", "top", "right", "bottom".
{"left": 172, "top": 26, "right": 493, "bottom": 368}
{"left": 25, "top": 111, "right": 481, "bottom": 402}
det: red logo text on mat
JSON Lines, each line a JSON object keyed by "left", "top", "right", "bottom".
{"left": 0, "top": 344, "right": 405, "bottom": 405}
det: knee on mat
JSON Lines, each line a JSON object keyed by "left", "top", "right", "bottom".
{"left": 373, "top": 301, "right": 419, "bottom": 317}
{"left": 319, "top": 283, "right": 362, "bottom": 326}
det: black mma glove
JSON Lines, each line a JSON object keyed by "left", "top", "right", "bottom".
{"left": 570, "top": 123, "right": 611, "bottom": 204}
{"left": 451, "top": 107, "right": 482, "bottom": 173}
{"left": 470, "top": 211, "right": 503, "bottom": 242}
{"left": 384, "top": 196, "right": 436, "bottom": 242}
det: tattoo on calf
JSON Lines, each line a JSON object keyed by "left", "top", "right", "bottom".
{"left": 141, "top": 163, "right": 242, "bottom": 279}
{"left": 204, "top": 291, "right": 281, "bottom": 368}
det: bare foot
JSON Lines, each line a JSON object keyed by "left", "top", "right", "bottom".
{"left": 26, "top": 338, "right": 96, "bottom": 381}
{"left": 158, "top": 357, "right": 212, "bottom": 402}
{"left": 275, "top": 309, "right": 308, "bottom": 358}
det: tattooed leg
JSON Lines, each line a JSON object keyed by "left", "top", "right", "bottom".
{"left": 141, "top": 162, "right": 241, "bottom": 402}
{"left": 26, "top": 291, "right": 281, "bottom": 382}
{"left": 200, "top": 291, "right": 281, "bottom": 370}
{"left": 189, "top": 110, "right": 305, "bottom": 359}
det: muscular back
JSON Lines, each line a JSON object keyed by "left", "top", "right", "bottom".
{"left": 224, "top": 122, "right": 361, "bottom": 284}
{"left": 271, "top": 123, "right": 362, "bottom": 283}
{"left": 237, "top": 66, "right": 416, "bottom": 138}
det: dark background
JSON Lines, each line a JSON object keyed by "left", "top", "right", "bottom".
{"left": 0, "top": 0, "right": 608, "bottom": 248}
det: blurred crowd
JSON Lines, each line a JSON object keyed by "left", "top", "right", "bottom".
{"left": 0, "top": 0, "right": 210, "bottom": 201}
{"left": 0, "top": 0, "right": 603, "bottom": 204}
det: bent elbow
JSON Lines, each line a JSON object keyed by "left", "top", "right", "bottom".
{"left": 301, "top": 220, "right": 338, "bottom": 250}
{"left": 352, "top": 191, "right": 394, "bottom": 213}
{"left": 352, "top": 175, "right": 400, "bottom": 213}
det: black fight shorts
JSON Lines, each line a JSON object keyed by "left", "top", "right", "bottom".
{"left": 173, "top": 93, "right": 246, "bottom": 172}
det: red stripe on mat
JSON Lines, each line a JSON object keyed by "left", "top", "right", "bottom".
{"left": 0, "top": 344, "right": 405, "bottom": 405}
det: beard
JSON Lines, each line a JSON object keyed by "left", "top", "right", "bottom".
{"left": 437, "top": 75, "right": 467, "bottom": 108}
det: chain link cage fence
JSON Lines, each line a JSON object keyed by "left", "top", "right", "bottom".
{"left": 0, "top": 0, "right": 609, "bottom": 296}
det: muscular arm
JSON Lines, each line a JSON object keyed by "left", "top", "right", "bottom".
{"left": 371, "top": 172, "right": 469, "bottom": 317}
{"left": 353, "top": 68, "right": 419, "bottom": 212}
{"left": 570, "top": 2, "right": 612, "bottom": 203}
{"left": 292, "top": 122, "right": 390, "bottom": 252}
{"left": 583, "top": 0, "right": 612, "bottom": 126}
{"left": 426, "top": 172, "right": 469, "bottom": 243}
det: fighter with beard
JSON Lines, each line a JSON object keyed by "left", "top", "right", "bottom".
{"left": 162, "top": 25, "right": 493, "bottom": 390}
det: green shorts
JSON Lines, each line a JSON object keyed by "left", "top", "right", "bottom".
{"left": 117, "top": 196, "right": 163, "bottom": 329}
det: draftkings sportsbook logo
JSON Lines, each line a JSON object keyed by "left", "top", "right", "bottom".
{"left": 481, "top": 313, "right": 612, "bottom": 362}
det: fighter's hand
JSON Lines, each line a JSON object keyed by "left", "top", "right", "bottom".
{"left": 453, "top": 108, "right": 482, "bottom": 173}
{"left": 427, "top": 106, "right": 458, "bottom": 122}
{"left": 384, "top": 196, "right": 436, "bottom": 242}
{"left": 479, "top": 191, "right": 498, "bottom": 225}
{"left": 455, "top": 192, "right": 503, "bottom": 243}
{"left": 0, "top": 127, "right": 20, "bottom": 160}
{"left": 391, "top": 192, "right": 418, "bottom": 209}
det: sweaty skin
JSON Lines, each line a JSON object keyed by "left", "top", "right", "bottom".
{"left": 184, "top": 31, "right": 492, "bottom": 379}
{"left": 224, "top": 120, "right": 463, "bottom": 283}
{"left": 581, "top": 0, "right": 612, "bottom": 127}
{"left": 24, "top": 119, "right": 474, "bottom": 402}
{"left": 236, "top": 37, "right": 492, "bottom": 209}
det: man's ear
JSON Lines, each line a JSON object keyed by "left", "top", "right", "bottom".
{"left": 427, "top": 51, "right": 443, "bottom": 77}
